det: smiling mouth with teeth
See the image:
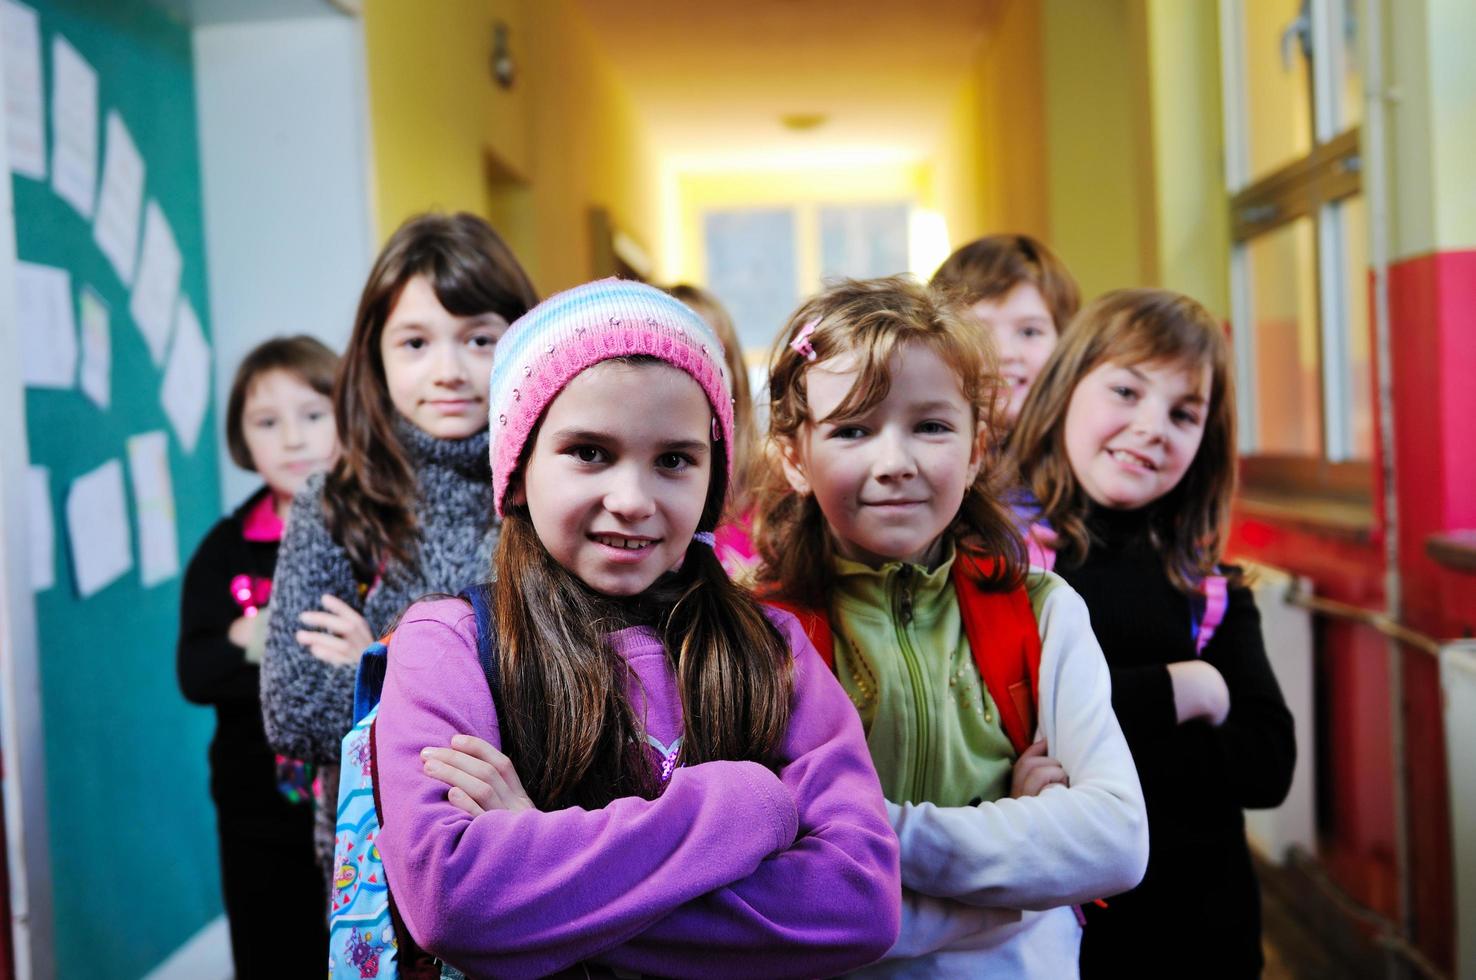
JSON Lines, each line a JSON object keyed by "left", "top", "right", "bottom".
{"left": 1109, "top": 449, "right": 1157, "bottom": 471}
{"left": 591, "top": 534, "right": 655, "bottom": 550}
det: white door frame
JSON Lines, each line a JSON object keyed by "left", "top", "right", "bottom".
{"left": 0, "top": 27, "right": 56, "bottom": 978}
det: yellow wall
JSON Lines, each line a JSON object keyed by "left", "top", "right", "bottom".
{"left": 362, "top": 0, "right": 528, "bottom": 234}
{"left": 516, "top": 0, "right": 658, "bottom": 292}
{"left": 1142, "top": 0, "right": 1230, "bottom": 316}
{"left": 1032, "top": 0, "right": 1229, "bottom": 315}
{"left": 936, "top": 0, "right": 1049, "bottom": 258}
{"left": 361, "top": 0, "right": 658, "bottom": 295}
{"left": 1041, "top": 0, "right": 1154, "bottom": 302}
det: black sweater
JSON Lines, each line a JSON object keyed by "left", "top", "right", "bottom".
{"left": 1060, "top": 506, "right": 1296, "bottom": 978}
{"left": 177, "top": 487, "right": 289, "bottom": 818}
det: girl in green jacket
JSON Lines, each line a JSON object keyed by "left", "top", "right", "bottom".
{"left": 754, "top": 275, "right": 1147, "bottom": 977}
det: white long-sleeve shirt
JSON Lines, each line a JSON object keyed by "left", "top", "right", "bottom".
{"left": 856, "top": 571, "right": 1149, "bottom": 978}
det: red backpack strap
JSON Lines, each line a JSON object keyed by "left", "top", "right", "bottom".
{"left": 952, "top": 557, "right": 1043, "bottom": 755}
{"left": 762, "top": 597, "right": 835, "bottom": 668}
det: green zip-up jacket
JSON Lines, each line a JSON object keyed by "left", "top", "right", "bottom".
{"left": 830, "top": 546, "right": 1020, "bottom": 807}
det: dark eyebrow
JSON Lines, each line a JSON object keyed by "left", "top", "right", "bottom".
{"left": 1124, "top": 364, "right": 1208, "bottom": 403}
{"left": 660, "top": 439, "right": 710, "bottom": 455}
{"left": 548, "top": 429, "right": 710, "bottom": 456}
{"left": 549, "top": 428, "right": 614, "bottom": 444}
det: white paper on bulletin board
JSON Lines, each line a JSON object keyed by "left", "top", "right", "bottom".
{"left": 78, "top": 285, "right": 110, "bottom": 409}
{"left": 1, "top": 0, "right": 45, "bottom": 179}
{"left": 126, "top": 430, "right": 178, "bottom": 587}
{"left": 160, "top": 298, "right": 210, "bottom": 453}
{"left": 49, "top": 34, "right": 98, "bottom": 218}
{"left": 15, "top": 260, "right": 77, "bottom": 388}
{"left": 27, "top": 464, "right": 54, "bottom": 591}
{"left": 65, "top": 458, "right": 133, "bottom": 598}
{"left": 130, "top": 201, "right": 181, "bottom": 365}
{"left": 93, "top": 110, "right": 145, "bottom": 285}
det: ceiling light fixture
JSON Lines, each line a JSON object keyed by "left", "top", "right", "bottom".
{"left": 780, "top": 113, "right": 828, "bottom": 132}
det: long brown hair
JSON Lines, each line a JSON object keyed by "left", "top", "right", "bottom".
{"left": 931, "top": 233, "right": 1081, "bottom": 334}
{"left": 324, "top": 213, "right": 537, "bottom": 579}
{"left": 666, "top": 283, "right": 758, "bottom": 514}
{"left": 754, "top": 276, "right": 1027, "bottom": 609}
{"left": 492, "top": 367, "right": 793, "bottom": 810}
{"left": 1006, "top": 288, "right": 1237, "bottom": 593}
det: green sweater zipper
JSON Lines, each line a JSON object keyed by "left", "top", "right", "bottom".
{"left": 830, "top": 546, "right": 1017, "bottom": 807}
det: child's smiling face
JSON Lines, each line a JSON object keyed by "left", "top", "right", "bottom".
{"left": 1063, "top": 357, "right": 1211, "bottom": 511}
{"left": 240, "top": 368, "right": 338, "bottom": 500}
{"left": 516, "top": 360, "right": 714, "bottom": 597}
{"left": 968, "top": 282, "right": 1058, "bottom": 425}
{"left": 781, "top": 341, "right": 981, "bottom": 568}
{"left": 380, "top": 274, "right": 509, "bottom": 440}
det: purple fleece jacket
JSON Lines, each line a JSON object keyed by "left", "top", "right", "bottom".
{"left": 376, "top": 598, "right": 902, "bottom": 979}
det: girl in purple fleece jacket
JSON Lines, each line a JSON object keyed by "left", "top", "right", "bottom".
{"left": 374, "top": 279, "right": 902, "bottom": 980}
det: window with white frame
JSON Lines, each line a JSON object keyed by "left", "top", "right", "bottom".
{"left": 1221, "top": 0, "right": 1370, "bottom": 497}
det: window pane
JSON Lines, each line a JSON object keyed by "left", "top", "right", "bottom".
{"left": 1248, "top": 216, "right": 1322, "bottom": 454}
{"left": 1339, "top": 195, "right": 1372, "bottom": 458}
{"left": 1243, "top": 0, "right": 1314, "bottom": 179}
{"left": 1333, "top": 0, "right": 1362, "bottom": 130}
{"left": 818, "top": 204, "right": 910, "bottom": 281}
{"left": 704, "top": 208, "right": 798, "bottom": 353}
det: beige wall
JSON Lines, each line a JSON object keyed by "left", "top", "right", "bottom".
{"left": 1385, "top": 0, "right": 1476, "bottom": 258}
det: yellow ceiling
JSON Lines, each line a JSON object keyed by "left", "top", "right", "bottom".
{"left": 574, "top": 0, "right": 997, "bottom": 170}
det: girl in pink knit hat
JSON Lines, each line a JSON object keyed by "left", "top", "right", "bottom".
{"left": 372, "top": 279, "right": 901, "bottom": 978}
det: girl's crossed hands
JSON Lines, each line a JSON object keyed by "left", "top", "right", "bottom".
{"left": 1010, "top": 739, "right": 1069, "bottom": 799}
{"left": 421, "top": 734, "right": 535, "bottom": 816}
{"left": 296, "top": 593, "right": 375, "bottom": 667}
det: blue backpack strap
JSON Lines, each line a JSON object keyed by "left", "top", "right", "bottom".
{"left": 457, "top": 585, "right": 506, "bottom": 730}
{"left": 352, "top": 641, "right": 390, "bottom": 725}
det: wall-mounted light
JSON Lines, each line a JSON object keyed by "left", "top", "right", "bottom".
{"left": 492, "top": 21, "right": 515, "bottom": 90}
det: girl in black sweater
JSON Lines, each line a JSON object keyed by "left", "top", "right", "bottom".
{"left": 1008, "top": 289, "right": 1296, "bottom": 977}
{"left": 177, "top": 336, "right": 339, "bottom": 978}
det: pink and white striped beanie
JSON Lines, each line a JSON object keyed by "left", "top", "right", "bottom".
{"left": 488, "top": 278, "right": 735, "bottom": 516}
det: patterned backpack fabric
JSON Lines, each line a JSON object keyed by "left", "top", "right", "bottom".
{"left": 329, "top": 586, "right": 501, "bottom": 980}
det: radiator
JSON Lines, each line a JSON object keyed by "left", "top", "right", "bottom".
{"left": 1441, "top": 640, "right": 1476, "bottom": 980}
{"left": 1241, "top": 562, "right": 1317, "bottom": 861}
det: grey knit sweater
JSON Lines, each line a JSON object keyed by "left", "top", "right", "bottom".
{"left": 261, "top": 419, "right": 497, "bottom": 765}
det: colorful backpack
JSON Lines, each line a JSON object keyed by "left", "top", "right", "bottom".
{"left": 329, "top": 586, "right": 500, "bottom": 980}
{"left": 765, "top": 554, "right": 1044, "bottom": 754}
{"left": 1021, "top": 514, "right": 1228, "bottom": 655}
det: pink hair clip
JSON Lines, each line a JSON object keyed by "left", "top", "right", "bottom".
{"left": 789, "top": 318, "right": 819, "bottom": 362}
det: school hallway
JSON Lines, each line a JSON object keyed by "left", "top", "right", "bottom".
{"left": 2, "top": 0, "right": 1474, "bottom": 978}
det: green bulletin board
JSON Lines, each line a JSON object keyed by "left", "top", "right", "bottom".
{"left": 11, "top": 0, "right": 224, "bottom": 974}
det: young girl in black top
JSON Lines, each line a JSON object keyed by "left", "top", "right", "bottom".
{"left": 1008, "top": 289, "right": 1296, "bottom": 977}
{"left": 177, "top": 336, "right": 339, "bottom": 978}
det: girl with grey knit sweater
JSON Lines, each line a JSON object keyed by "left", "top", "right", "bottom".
{"left": 260, "top": 212, "right": 537, "bottom": 870}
